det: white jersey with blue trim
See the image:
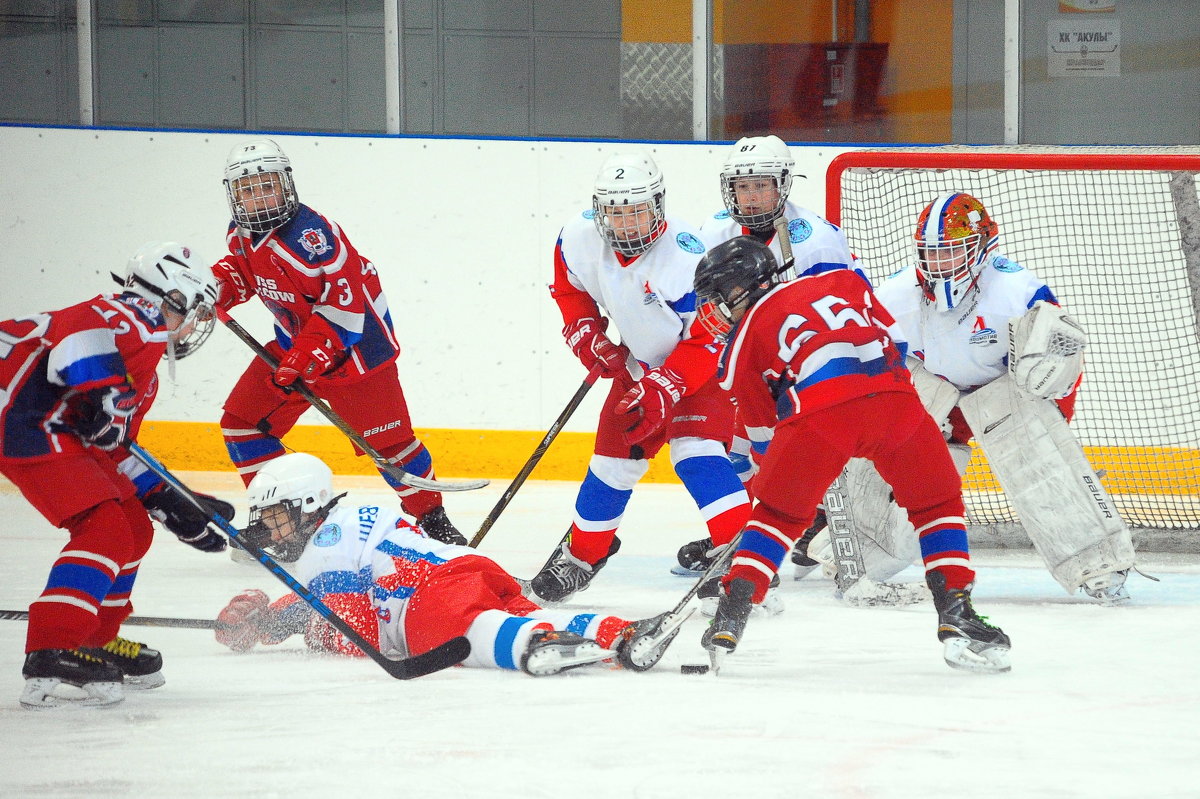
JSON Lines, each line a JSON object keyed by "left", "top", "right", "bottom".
{"left": 699, "top": 201, "right": 857, "bottom": 280}
{"left": 556, "top": 212, "right": 707, "bottom": 368}
{"left": 875, "top": 253, "right": 1058, "bottom": 391}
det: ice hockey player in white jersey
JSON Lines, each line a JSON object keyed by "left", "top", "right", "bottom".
{"left": 214, "top": 454, "right": 686, "bottom": 676}
{"left": 865, "top": 191, "right": 1137, "bottom": 604}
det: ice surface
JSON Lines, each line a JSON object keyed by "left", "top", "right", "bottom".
{"left": 1, "top": 474, "right": 1197, "bottom": 798}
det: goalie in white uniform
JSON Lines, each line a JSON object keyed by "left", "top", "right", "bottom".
{"left": 843, "top": 191, "right": 1137, "bottom": 604}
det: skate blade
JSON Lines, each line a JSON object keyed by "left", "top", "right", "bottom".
{"left": 707, "top": 646, "right": 727, "bottom": 675}
{"left": 942, "top": 637, "right": 1011, "bottom": 674}
{"left": 670, "top": 564, "right": 706, "bottom": 577}
{"left": 524, "top": 645, "right": 615, "bottom": 677}
{"left": 626, "top": 608, "right": 695, "bottom": 670}
{"left": 124, "top": 671, "right": 166, "bottom": 690}
{"left": 20, "top": 678, "right": 124, "bottom": 709}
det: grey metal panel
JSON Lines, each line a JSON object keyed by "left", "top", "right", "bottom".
{"left": 160, "top": 25, "right": 245, "bottom": 129}
{"left": 254, "top": 0, "right": 343, "bottom": 27}
{"left": 0, "top": 22, "right": 64, "bottom": 122}
{"left": 159, "top": 1, "right": 247, "bottom": 24}
{"left": 404, "top": 0, "right": 435, "bottom": 29}
{"left": 533, "top": 0, "right": 618, "bottom": 33}
{"left": 252, "top": 28, "right": 343, "bottom": 131}
{"left": 403, "top": 31, "right": 435, "bottom": 132}
{"left": 444, "top": 0, "right": 529, "bottom": 32}
{"left": 95, "top": 25, "right": 156, "bottom": 126}
{"left": 3, "top": 1, "right": 60, "bottom": 15}
{"left": 347, "top": 30, "right": 386, "bottom": 133}
{"left": 347, "top": 0, "right": 384, "bottom": 28}
{"left": 534, "top": 35, "right": 619, "bottom": 138}
{"left": 96, "top": 0, "right": 152, "bottom": 23}
{"left": 958, "top": 0, "right": 1004, "bottom": 145}
{"left": 443, "top": 33, "right": 529, "bottom": 135}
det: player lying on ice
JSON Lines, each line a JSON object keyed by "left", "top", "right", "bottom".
{"left": 214, "top": 453, "right": 687, "bottom": 676}
{"left": 691, "top": 236, "right": 1012, "bottom": 674}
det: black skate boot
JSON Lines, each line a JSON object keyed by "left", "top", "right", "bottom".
{"left": 21, "top": 648, "right": 124, "bottom": 709}
{"left": 527, "top": 536, "right": 621, "bottom": 604}
{"left": 700, "top": 571, "right": 782, "bottom": 618}
{"left": 418, "top": 506, "right": 467, "bottom": 545}
{"left": 790, "top": 509, "right": 825, "bottom": 580}
{"left": 671, "top": 537, "right": 715, "bottom": 576}
{"left": 616, "top": 608, "right": 695, "bottom": 672}
{"left": 927, "top": 571, "right": 1011, "bottom": 674}
{"left": 700, "top": 577, "right": 755, "bottom": 673}
{"left": 80, "top": 636, "right": 165, "bottom": 689}
{"left": 520, "top": 630, "right": 613, "bottom": 676}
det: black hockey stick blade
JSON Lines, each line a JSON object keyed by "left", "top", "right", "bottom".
{"left": 214, "top": 308, "right": 487, "bottom": 493}
{"left": 382, "top": 635, "right": 472, "bottom": 679}
{"left": 0, "top": 609, "right": 216, "bottom": 629}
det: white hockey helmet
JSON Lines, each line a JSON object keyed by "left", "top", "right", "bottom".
{"left": 117, "top": 241, "right": 219, "bottom": 358}
{"left": 243, "top": 453, "right": 345, "bottom": 562}
{"left": 592, "top": 151, "right": 667, "bottom": 257}
{"left": 914, "top": 192, "right": 999, "bottom": 312}
{"left": 223, "top": 138, "right": 299, "bottom": 233}
{"left": 720, "top": 135, "right": 797, "bottom": 230}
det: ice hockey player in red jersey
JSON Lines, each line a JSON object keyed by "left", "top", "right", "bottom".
{"left": 691, "top": 236, "right": 1011, "bottom": 674}
{"left": 213, "top": 453, "right": 687, "bottom": 676}
{"left": 212, "top": 138, "right": 464, "bottom": 546}
{"left": 2, "top": 243, "right": 232, "bottom": 708}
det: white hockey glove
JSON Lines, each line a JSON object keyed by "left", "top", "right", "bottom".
{"left": 1008, "top": 300, "right": 1086, "bottom": 400}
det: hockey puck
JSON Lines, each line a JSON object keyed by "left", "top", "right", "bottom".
{"left": 680, "top": 663, "right": 710, "bottom": 675}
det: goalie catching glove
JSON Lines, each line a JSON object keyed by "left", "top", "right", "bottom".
{"left": 141, "top": 484, "right": 232, "bottom": 553}
{"left": 1008, "top": 300, "right": 1086, "bottom": 400}
{"left": 563, "top": 316, "right": 630, "bottom": 379}
{"left": 274, "top": 314, "right": 344, "bottom": 387}
{"left": 615, "top": 367, "right": 684, "bottom": 445}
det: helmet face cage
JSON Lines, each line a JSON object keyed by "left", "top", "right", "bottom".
{"left": 120, "top": 242, "right": 218, "bottom": 359}
{"left": 224, "top": 140, "right": 299, "bottom": 234}
{"left": 720, "top": 136, "right": 795, "bottom": 230}
{"left": 913, "top": 193, "right": 999, "bottom": 311}
{"left": 245, "top": 497, "right": 330, "bottom": 562}
{"left": 592, "top": 153, "right": 667, "bottom": 257}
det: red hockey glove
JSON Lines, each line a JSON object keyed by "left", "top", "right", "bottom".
{"left": 211, "top": 259, "right": 251, "bottom": 312}
{"left": 75, "top": 385, "right": 138, "bottom": 451}
{"left": 215, "top": 589, "right": 270, "bottom": 652}
{"left": 274, "top": 315, "right": 342, "bottom": 387}
{"left": 614, "top": 367, "right": 684, "bottom": 445}
{"left": 563, "top": 317, "right": 629, "bottom": 379}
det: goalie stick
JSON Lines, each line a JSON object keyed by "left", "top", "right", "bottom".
{"left": 1, "top": 610, "right": 216, "bottom": 629}
{"left": 216, "top": 308, "right": 487, "bottom": 493}
{"left": 470, "top": 363, "right": 604, "bottom": 548}
{"left": 126, "top": 442, "right": 470, "bottom": 679}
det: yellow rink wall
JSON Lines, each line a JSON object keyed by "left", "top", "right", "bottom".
{"left": 141, "top": 420, "right": 1198, "bottom": 494}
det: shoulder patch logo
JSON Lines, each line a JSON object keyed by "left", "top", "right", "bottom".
{"left": 313, "top": 523, "right": 342, "bottom": 547}
{"left": 583, "top": 209, "right": 596, "bottom": 220}
{"left": 788, "top": 218, "right": 812, "bottom": 244}
{"left": 992, "top": 256, "right": 1022, "bottom": 273}
{"left": 299, "top": 228, "right": 331, "bottom": 260}
{"left": 676, "top": 231, "right": 705, "bottom": 254}
{"left": 714, "top": 210, "right": 731, "bottom": 220}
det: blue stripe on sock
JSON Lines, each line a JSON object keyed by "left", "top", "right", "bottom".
{"left": 45, "top": 563, "right": 113, "bottom": 604}
{"left": 109, "top": 570, "right": 137, "bottom": 597}
{"left": 566, "top": 613, "right": 595, "bottom": 637}
{"left": 741, "top": 528, "right": 788, "bottom": 569}
{"left": 494, "top": 617, "right": 531, "bottom": 670}
{"left": 225, "top": 436, "right": 285, "bottom": 465}
{"left": 575, "top": 469, "right": 633, "bottom": 523}
{"left": 919, "top": 527, "right": 969, "bottom": 559}
{"left": 675, "top": 454, "right": 744, "bottom": 508}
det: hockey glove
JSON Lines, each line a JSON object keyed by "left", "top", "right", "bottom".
{"left": 614, "top": 367, "right": 684, "bottom": 445}
{"left": 75, "top": 385, "right": 138, "bottom": 451}
{"left": 142, "top": 485, "right": 231, "bottom": 553}
{"left": 215, "top": 589, "right": 271, "bottom": 652}
{"left": 211, "top": 259, "right": 252, "bottom": 312}
{"left": 563, "top": 317, "right": 630, "bottom": 379}
{"left": 274, "top": 314, "right": 343, "bottom": 387}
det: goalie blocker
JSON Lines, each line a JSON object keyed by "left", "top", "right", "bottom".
{"left": 960, "top": 374, "right": 1136, "bottom": 597}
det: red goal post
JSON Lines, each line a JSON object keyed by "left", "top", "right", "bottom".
{"left": 825, "top": 146, "right": 1200, "bottom": 546}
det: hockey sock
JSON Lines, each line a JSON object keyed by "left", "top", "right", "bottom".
{"left": 916, "top": 519, "right": 975, "bottom": 590}
{"left": 378, "top": 440, "right": 442, "bottom": 518}
{"left": 525, "top": 610, "right": 630, "bottom": 649}
{"left": 85, "top": 495, "right": 157, "bottom": 646}
{"left": 568, "top": 468, "right": 633, "bottom": 564}
{"left": 220, "top": 410, "right": 286, "bottom": 486}
{"left": 462, "top": 611, "right": 552, "bottom": 670}
{"left": 674, "top": 453, "right": 751, "bottom": 548}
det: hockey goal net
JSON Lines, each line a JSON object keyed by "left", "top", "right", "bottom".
{"left": 826, "top": 146, "right": 1200, "bottom": 545}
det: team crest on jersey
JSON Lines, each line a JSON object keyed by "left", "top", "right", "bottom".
{"left": 299, "top": 228, "right": 331, "bottom": 260}
{"left": 788, "top": 218, "right": 812, "bottom": 244}
{"left": 992, "top": 256, "right": 1022, "bottom": 273}
{"left": 676, "top": 232, "right": 705, "bottom": 254}
{"left": 642, "top": 280, "right": 659, "bottom": 305}
{"left": 313, "top": 524, "right": 342, "bottom": 547}
{"left": 970, "top": 316, "right": 998, "bottom": 346}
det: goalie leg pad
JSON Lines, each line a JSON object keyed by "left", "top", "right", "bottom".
{"left": 960, "top": 375, "right": 1136, "bottom": 593}
{"left": 822, "top": 459, "right": 921, "bottom": 589}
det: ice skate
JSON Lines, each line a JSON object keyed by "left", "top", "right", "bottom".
{"left": 700, "top": 572, "right": 782, "bottom": 618}
{"left": 927, "top": 572, "right": 1011, "bottom": 674}
{"left": 519, "top": 630, "right": 613, "bottom": 676}
{"left": 1082, "top": 570, "right": 1130, "bottom": 605}
{"left": 80, "top": 635, "right": 165, "bottom": 689}
{"left": 791, "top": 510, "right": 825, "bottom": 580}
{"left": 700, "top": 577, "right": 755, "bottom": 668}
{"left": 671, "top": 537, "right": 715, "bottom": 577}
{"left": 527, "top": 536, "right": 620, "bottom": 604}
{"left": 20, "top": 649, "right": 124, "bottom": 709}
{"left": 418, "top": 506, "right": 467, "bottom": 546}
{"left": 616, "top": 608, "right": 695, "bottom": 672}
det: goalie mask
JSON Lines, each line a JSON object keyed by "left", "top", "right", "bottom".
{"left": 114, "top": 241, "right": 219, "bottom": 361}
{"left": 914, "top": 192, "right": 999, "bottom": 312}
{"left": 592, "top": 152, "right": 667, "bottom": 257}
{"left": 694, "top": 236, "right": 779, "bottom": 339}
{"left": 224, "top": 138, "right": 299, "bottom": 234}
{"left": 720, "top": 135, "right": 797, "bottom": 232}
{"left": 241, "top": 453, "right": 346, "bottom": 562}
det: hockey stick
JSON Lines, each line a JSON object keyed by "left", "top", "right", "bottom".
{"left": 468, "top": 363, "right": 604, "bottom": 548}
{"left": 1, "top": 609, "right": 216, "bottom": 629}
{"left": 126, "top": 442, "right": 470, "bottom": 679}
{"left": 773, "top": 216, "right": 796, "bottom": 279}
{"left": 215, "top": 308, "right": 487, "bottom": 493}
